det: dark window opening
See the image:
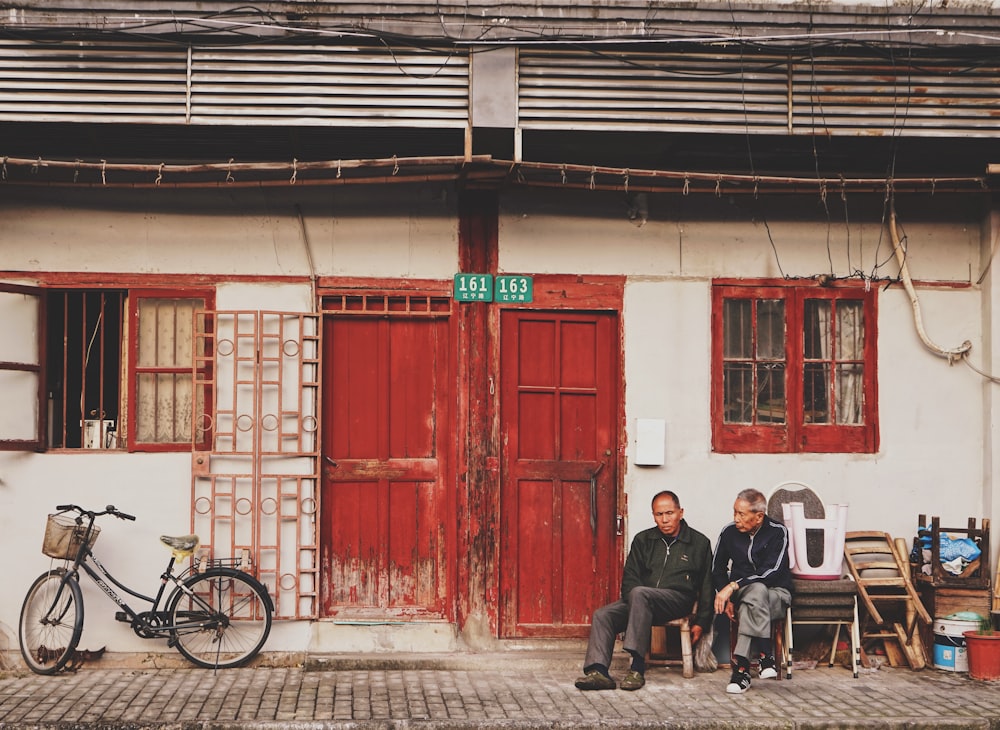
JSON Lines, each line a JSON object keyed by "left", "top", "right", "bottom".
{"left": 46, "top": 290, "right": 125, "bottom": 449}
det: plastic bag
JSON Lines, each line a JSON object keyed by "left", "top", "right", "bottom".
{"left": 939, "top": 534, "right": 981, "bottom": 562}
{"left": 941, "top": 556, "right": 967, "bottom": 575}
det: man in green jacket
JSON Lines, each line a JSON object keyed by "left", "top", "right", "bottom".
{"left": 575, "top": 490, "right": 714, "bottom": 691}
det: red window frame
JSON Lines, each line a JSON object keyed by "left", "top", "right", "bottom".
{"left": 711, "top": 279, "right": 878, "bottom": 454}
{"left": 0, "top": 283, "right": 46, "bottom": 451}
{"left": 128, "top": 288, "right": 215, "bottom": 452}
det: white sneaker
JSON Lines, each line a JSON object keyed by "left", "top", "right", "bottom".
{"left": 758, "top": 655, "right": 778, "bottom": 680}
{"left": 726, "top": 668, "right": 751, "bottom": 694}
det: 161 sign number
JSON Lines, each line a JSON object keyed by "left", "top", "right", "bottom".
{"left": 454, "top": 273, "right": 493, "bottom": 301}
{"left": 453, "top": 273, "right": 533, "bottom": 303}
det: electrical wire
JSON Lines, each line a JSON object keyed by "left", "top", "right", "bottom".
{"left": 8, "top": 4, "right": 1000, "bottom": 52}
{"left": 729, "top": 0, "right": 785, "bottom": 280}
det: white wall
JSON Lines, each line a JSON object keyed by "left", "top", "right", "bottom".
{"left": 0, "top": 452, "right": 192, "bottom": 651}
{"left": 0, "top": 186, "right": 458, "bottom": 278}
{"left": 0, "top": 183, "right": 993, "bottom": 658}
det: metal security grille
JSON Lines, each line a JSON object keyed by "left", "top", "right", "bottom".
{"left": 0, "top": 39, "right": 469, "bottom": 127}
{"left": 45, "top": 290, "right": 125, "bottom": 449}
{"left": 192, "top": 311, "right": 321, "bottom": 619}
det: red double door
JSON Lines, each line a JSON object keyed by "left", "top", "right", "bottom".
{"left": 321, "top": 304, "right": 619, "bottom": 637}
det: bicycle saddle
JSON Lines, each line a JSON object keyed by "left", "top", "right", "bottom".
{"left": 160, "top": 534, "right": 200, "bottom": 557}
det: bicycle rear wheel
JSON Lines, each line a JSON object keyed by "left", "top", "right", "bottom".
{"left": 167, "top": 567, "right": 272, "bottom": 669}
{"left": 19, "top": 569, "right": 84, "bottom": 675}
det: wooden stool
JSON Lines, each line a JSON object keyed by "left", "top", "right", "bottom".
{"left": 789, "top": 578, "right": 861, "bottom": 678}
{"left": 728, "top": 609, "right": 790, "bottom": 680}
{"left": 647, "top": 615, "right": 694, "bottom": 678}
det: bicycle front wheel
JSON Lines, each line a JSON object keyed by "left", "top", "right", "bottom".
{"left": 19, "top": 569, "right": 84, "bottom": 675}
{"left": 167, "top": 567, "right": 272, "bottom": 669}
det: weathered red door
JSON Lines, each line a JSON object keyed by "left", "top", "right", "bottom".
{"left": 499, "top": 310, "right": 619, "bottom": 637}
{"left": 320, "top": 302, "right": 454, "bottom": 619}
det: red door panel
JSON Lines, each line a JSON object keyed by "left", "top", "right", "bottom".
{"left": 321, "top": 312, "right": 453, "bottom": 619}
{"left": 500, "top": 310, "right": 619, "bottom": 637}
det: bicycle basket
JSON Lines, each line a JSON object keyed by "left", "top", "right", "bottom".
{"left": 42, "top": 513, "right": 100, "bottom": 560}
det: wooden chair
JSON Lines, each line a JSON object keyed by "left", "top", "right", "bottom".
{"left": 788, "top": 577, "right": 862, "bottom": 678}
{"left": 728, "top": 607, "right": 791, "bottom": 680}
{"left": 844, "top": 531, "right": 931, "bottom": 669}
{"left": 917, "top": 514, "right": 990, "bottom": 587}
{"left": 647, "top": 614, "right": 695, "bottom": 678}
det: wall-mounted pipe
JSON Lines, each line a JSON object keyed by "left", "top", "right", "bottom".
{"left": 889, "top": 202, "right": 972, "bottom": 363}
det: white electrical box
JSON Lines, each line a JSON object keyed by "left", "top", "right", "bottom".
{"left": 634, "top": 418, "right": 666, "bottom": 466}
{"left": 82, "top": 419, "right": 116, "bottom": 449}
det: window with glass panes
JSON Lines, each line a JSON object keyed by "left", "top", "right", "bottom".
{"left": 712, "top": 281, "right": 877, "bottom": 454}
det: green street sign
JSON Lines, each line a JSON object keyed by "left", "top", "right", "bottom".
{"left": 454, "top": 273, "right": 493, "bottom": 301}
{"left": 495, "top": 275, "right": 533, "bottom": 303}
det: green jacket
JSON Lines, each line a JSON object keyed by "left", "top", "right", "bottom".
{"left": 620, "top": 519, "right": 715, "bottom": 631}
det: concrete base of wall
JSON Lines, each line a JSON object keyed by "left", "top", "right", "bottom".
{"left": 309, "top": 620, "right": 461, "bottom": 654}
{"left": 1, "top": 641, "right": 603, "bottom": 674}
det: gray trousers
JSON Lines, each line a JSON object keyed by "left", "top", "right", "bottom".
{"left": 732, "top": 582, "right": 791, "bottom": 660}
{"left": 583, "top": 586, "right": 692, "bottom": 672}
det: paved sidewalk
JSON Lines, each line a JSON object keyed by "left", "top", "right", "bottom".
{"left": 1, "top": 655, "right": 999, "bottom": 729}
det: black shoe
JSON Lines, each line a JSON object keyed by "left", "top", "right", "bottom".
{"left": 575, "top": 670, "right": 616, "bottom": 690}
{"left": 758, "top": 655, "right": 778, "bottom": 680}
{"left": 726, "top": 668, "right": 751, "bottom": 694}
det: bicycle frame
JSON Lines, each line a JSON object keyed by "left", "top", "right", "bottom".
{"left": 74, "top": 548, "right": 178, "bottom": 632}
{"left": 54, "top": 519, "right": 216, "bottom": 638}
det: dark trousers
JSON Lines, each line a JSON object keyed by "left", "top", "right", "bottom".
{"left": 583, "top": 586, "right": 692, "bottom": 672}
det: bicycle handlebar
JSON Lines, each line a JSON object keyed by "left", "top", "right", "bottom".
{"left": 55, "top": 504, "right": 137, "bottom": 521}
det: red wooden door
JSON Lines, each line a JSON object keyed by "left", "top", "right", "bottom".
{"left": 499, "top": 310, "right": 619, "bottom": 637}
{"left": 320, "top": 308, "right": 454, "bottom": 619}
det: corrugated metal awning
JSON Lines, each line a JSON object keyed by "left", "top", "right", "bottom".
{"left": 0, "top": 39, "right": 469, "bottom": 127}
{"left": 3, "top": 38, "right": 999, "bottom": 138}
{"left": 519, "top": 48, "right": 1000, "bottom": 138}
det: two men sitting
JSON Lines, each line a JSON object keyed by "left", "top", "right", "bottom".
{"left": 575, "top": 488, "right": 791, "bottom": 694}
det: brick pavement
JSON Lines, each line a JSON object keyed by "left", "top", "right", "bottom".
{"left": 2, "top": 659, "right": 1000, "bottom": 729}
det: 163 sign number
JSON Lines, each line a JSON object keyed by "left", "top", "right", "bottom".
{"left": 453, "top": 273, "right": 534, "bottom": 303}
{"left": 495, "top": 275, "right": 533, "bottom": 303}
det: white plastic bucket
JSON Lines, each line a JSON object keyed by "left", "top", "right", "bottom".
{"left": 933, "top": 617, "right": 979, "bottom": 671}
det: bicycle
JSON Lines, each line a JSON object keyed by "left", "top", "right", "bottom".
{"left": 19, "top": 504, "right": 273, "bottom": 674}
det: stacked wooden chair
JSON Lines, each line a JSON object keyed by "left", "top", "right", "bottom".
{"left": 843, "top": 531, "right": 931, "bottom": 669}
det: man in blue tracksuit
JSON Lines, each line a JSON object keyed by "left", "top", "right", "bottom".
{"left": 712, "top": 488, "right": 792, "bottom": 694}
{"left": 575, "top": 490, "right": 714, "bottom": 692}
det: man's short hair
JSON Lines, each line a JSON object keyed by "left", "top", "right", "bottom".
{"left": 736, "top": 488, "right": 766, "bottom": 513}
{"left": 651, "top": 490, "right": 681, "bottom": 510}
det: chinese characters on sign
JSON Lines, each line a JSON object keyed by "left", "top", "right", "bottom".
{"left": 453, "top": 273, "right": 493, "bottom": 302}
{"left": 453, "top": 274, "right": 533, "bottom": 303}
{"left": 495, "top": 275, "right": 533, "bottom": 303}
